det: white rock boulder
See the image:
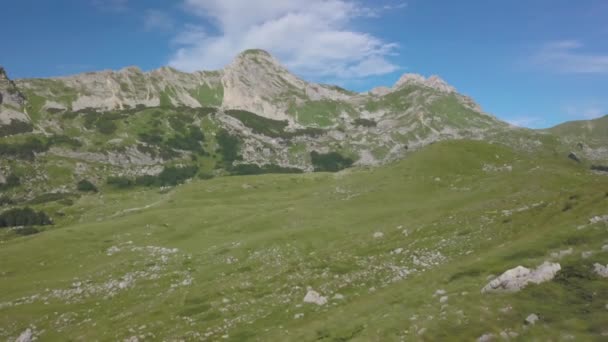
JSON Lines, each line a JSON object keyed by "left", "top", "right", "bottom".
{"left": 303, "top": 289, "right": 327, "bottom": 305}
{"left": 482, "top": 261, "right": 561, "bottom": 293}
{"left": 594, "top": 263, "right": 608, "bottom": 278}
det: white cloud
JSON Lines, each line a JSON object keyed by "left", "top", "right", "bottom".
{"left": 144, "top": 10, "right": 174, "bottom": 31}
{"left": 532, "top": 40, "right": 608, "bottom": 74}
{"left": 168, "top": 0, "right": 403, "bottom": 79}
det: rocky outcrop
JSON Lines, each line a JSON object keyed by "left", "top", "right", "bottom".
{"left": 303, "top": 288, "right": 327, "bottom": 305}
{"left": 0, "top": 67, "right": 26, "bottom": 108}
{"left": 482, "top": 261, "right": 561, "bottom": 293}
{"left": 594, "top": 263, "right": 608, "bottom": 277}
{"left": 0, "top": 67, "right": 31, "bottom": 136}
{"left": 394, "top": 73, "right": 456, "bottom": 93}
{"left": 221, "top": 49, "right": 350, "bottom": 121}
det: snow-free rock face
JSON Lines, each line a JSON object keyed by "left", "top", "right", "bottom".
{"left": 221, "top": 49, "right": 351, "bottom": 121}
{"left": 0, "top": 67, "right": 26, "bottom": 108}
{"left": 16, "top": 66, "right": 223, "bottom": 112}
{"left": 393, "top": 73, "right": 456, "bottom": 93}
{"left": 482, "top": 261, "right": 561, "bottom": 293}
{"left": 0, "top": 67, "right": 31, "bottom": 136}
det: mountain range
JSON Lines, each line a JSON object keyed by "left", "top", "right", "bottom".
{"left": 1, "top": 49, "right": 608, "bottom": 341}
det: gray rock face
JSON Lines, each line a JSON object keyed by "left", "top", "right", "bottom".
{"left": 0, "top": 67, "right": 31, "bottom": 133}
{"left": 394, "top": 73, "right": 456, "bottom": 93}
{"left": 482, "top": 261, "right": 561, "bottom": 293}
{"left": 14, "top": 328, "right": 34, "bottom": 342}
{"left": 0, "top": 67, "right": 26, "bottom": 108}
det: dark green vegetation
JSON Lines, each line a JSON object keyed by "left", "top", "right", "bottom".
{"left": 1, "top": 140, "right": 607, "bottom": 341}
{"left": 0, "top": 207, "right": 52, "bottom": 228}
{"left": 310, "top": 151, "right": 354, "bottom": 172}
{"left": 107, "top": 166, "right": 199, "bottom": 189}
{"left": 0, "top": 119, "right": 33, "bottom": 137}
{"left": 77, "top": 179, "right": 98, "bottom": 193}
{"left": 230, "top": 163, "right": 303, "bottom": 175}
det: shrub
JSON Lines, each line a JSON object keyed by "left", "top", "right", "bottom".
{"left": 310, "top": 151, "right": 354, "bottom": 172}
{"left": 225, "top": 109, "right": 289, "bottom": 138}
{"left": 166, "top": 126, "right": 205, "bottom": 153}
{"left": 0, "top": 120, "right": 33, "bottom": 137}
{"left": 107, "top": 176, "right": 135, "bottom": 189}
{"left": 231, "top": 163, "right": 304, "bottom": 175}
{"left": 0, "top": 173, "right": 20, "bottom": 190}
{"left": 353, "top": 118, "right": 377, "bottom": 127}
{"left": 0, "top": 136, "right": 49, "bottom": 160}
{"left": 77, "top": 179, "right": 98, "bottom": 192}
{"left": 96, "top": 119, "right": 118, "bottom": 135}
{"left": 14, "top": 226, "right": 40, "bottom": 236}
{"left": 157, "top": 166, "right": 198, "bottom": 186}
{"left": 591, "top": 165, "right": 608, "bottom": 172}
{"left": 216, "top": 130, "right": 242, "bottom": 166}
{"left": 0, "top": 207, "right": 52, "bottom": 228}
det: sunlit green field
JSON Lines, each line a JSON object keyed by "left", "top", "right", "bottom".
{"left": 1, "top": 140, "right": 607, "bottom": 341}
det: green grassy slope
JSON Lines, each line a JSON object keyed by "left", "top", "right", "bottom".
{"left": 546, "top": 115, "right": 608, "bottom": 148}
{"left": 1, "top": 140, "right": 607, "bottom": 341}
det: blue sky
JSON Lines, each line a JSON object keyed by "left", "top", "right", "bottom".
{"left": 1, "top": 0, "right": 607, "bottom": 128}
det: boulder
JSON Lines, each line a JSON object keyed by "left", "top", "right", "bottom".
{"left": 15, "top": 328, "right": 33, "bottom": 342}
{"left": 594, "top": 263, "right": 608, "bottom": 278}
{"left": 568, "top": 152, "right": 581, "bottom": 163}
{"left": 303, "top": 289, "right": 327, "bottom": 305}
{"left": 525, "top": 313, "right": 539, "bottom": 325}
{"left": 482, "top": 261, "right": 561, "bottom": 293}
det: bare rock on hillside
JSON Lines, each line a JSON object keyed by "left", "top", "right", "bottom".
{"left": 303, "top": 289, "right": 327, "bottom": 305}
{"left": 482, "top": 261, "right": 561, "bottom": 293}
{"left": 594, "top": 263, "right": 608, "bottom": 278}
{"left": 15, "top": 328, "right": 34, "bottom": 342}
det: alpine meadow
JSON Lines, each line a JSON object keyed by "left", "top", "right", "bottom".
{"left": 1, "top": 1, "right": 608, "bottom": 341}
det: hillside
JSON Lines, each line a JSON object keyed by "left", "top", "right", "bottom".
{"left": 0, "top": 49, "right": 531, "bottom": 204}
{"left": 546, "top": 115, "right": 608, "bottom": 161}
{"left": 1, "top": 140, "right": 607, "bottom": 340}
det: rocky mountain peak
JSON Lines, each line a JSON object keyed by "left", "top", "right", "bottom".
{"left": 394, "top": 73, "right": 456, "bottom": 93}
{"left": 0, "top": 66, "right": 26, "bottom": 108}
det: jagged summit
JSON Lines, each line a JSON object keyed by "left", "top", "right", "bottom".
{"left": 394, "top": 73, "right": 456, "bottom": 93}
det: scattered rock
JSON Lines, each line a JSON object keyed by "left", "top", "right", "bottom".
{"left": 550, "top": 248, "right": 573, "bottom": 259}
{"left": 294, "top": 313, "right": 304, "bottom": 319}
{"left": 477, "top": 333, "right": 495, "bottom": 341}
{"left": 124, "top": 336, "right": 139, "bottom": 342}
{"left": 434, "top": 289, "right": 446, "bottom": 297}
{"left": 391, "top": 248, "right": 403, "bottom": 255}
{"left": 525, "top": 313, "right": 539, "bottom": 325}
{"left": 417, "top": 328, "right": 427, "bottom": 336}
{"left": 15, "top": 328, "right": 34, "bottom": 342}
{"left": 602, "top": 245, "right": 608, "bottom": 252}
{"left": 482, "top": 261, "right": 561, "bottom": 293}
{"left": 594, "top": 263, "right": 608, "bottom": 278}
{"left": 303, "top": 289, "right": 327, "bottom": 305}
{"left": 332, "top": 293, "right": 344, "bottom": 300}
{"left": 373, "top": 232, "right": 384, "bottom": 239}
{"left": 439, "top": 296, "right": 449, "bottom": 304}
{"left": 589, "top": 215, "right": 608, "bottom": 224}
{"left": 581, "top": 251, "right": 593, "bottom": 259}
